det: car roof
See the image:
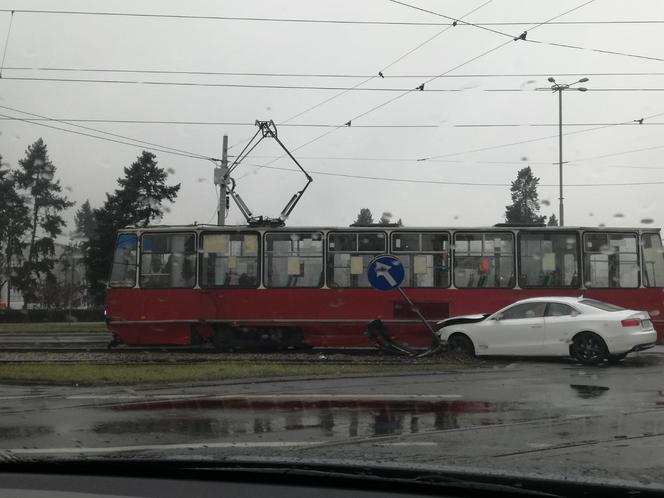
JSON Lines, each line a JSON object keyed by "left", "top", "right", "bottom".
{"left": 511, "top": 296, "right": 583, "bottom": 305}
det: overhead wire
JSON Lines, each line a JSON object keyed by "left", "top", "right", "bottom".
{"left": 6, "top": 67, "right": 664, "bottom": 79}
{"left": 7, "top": 76, "right": 664, "bottom": 93}
{"left": 255, "top": 0, "right": 596, "bottom": 169}
{"left": 0, "top": 10, "right": 14, "bottom": 77}
{"left": 0, "top": 117, "right": 441, "bottom": 128}
{"left": 227, "top": 0, "right": 494, "bottom": 151}
{"left": 243, "top": 162, "right": 664, "bottom": 188}
{"left": 418, "top": 110, "right": 664, "bottom": 161}
{"left": 0, "top": 106, "right": 216, "bottom": 161}
{"left": 0, "top": 8, "right": 663, "bottom": 27}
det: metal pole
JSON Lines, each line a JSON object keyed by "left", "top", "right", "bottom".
{"left": 558, "top": 88, "right": 564, "bottom": 227}
{"left": 217, "top": 135, "right": 229, "bottom": 226}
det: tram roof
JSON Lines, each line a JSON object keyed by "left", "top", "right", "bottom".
{"left": 117, "top": 224, "right": 661, "bottom": 233}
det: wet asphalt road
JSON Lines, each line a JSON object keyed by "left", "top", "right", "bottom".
{"left": 2, "top": 350, "right": 664, "bottom": 485}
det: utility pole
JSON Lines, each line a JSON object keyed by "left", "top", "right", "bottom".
{"left": 215, "top": 135, "right": 229, "bottom": 226}
{"left": 546, "top": 76, "right": 589, "bottom": 227}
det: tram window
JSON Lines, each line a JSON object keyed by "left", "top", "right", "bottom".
{"left": 392, "top": 232, "right": 450, "bottom": 288}
{"left": 642, "top": 233, "right": 664, "bottom": 287}
{"left": 328, "top": 232, "right": 386, "bottom": 287}
{"left": 140, "top": 233, "right": 196, "bottom": 288}
{"left": 519, "top": 232, "right": 579, "bottom": 288}
{"left": 200, "top": 232, "right": 259, "bottom": 288}
{"left": 109, "top": 233, "right": 138, "bottom": 288}
{"left": 454, "top": 233, "right": 514, "bottom": 288}
{"left": 583, "top": 233, "right": 639, "bottom": 288}
{"left": 265, "top": 232, "right": 323, "bottom": 288}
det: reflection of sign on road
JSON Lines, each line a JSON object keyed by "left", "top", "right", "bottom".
{"left": 368, "top": 255, "right": 405, "bottom": 291}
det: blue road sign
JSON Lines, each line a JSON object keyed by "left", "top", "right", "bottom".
{"left": 368, "top": 255, "right": 405, "bottom": 291}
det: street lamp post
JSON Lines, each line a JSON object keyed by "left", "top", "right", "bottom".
{"left": 547, "top": 76, "right": 589, "bottom": 227}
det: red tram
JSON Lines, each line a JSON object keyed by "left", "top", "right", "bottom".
{"left": 105, "top": 225, "right": 664, "bottom": 349}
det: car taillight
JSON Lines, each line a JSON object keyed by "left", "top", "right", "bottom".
{"left": 621, "top": 319, "right": 641, "bottom": 327}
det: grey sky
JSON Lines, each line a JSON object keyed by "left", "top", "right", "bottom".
{"left": 1, "top": 0, "right": 663, "bottom": 233}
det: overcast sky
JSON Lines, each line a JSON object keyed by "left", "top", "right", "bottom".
{"left": 1, "top": 0, "right": 664, "bottom": 234}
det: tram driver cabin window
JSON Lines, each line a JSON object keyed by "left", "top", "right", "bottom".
{"left": 140, "top": 233, "right": 196, "bottom": 288}
{"left": 327, "top": 232, "right": 386, "bottom": 288}
{"left": 109, "top": 233, "right": 138, "bottom": 287}
{"left": 200, "top": 232, "right": 259, "bottom": 287}
{"left": 265, "top": 232, "right": 323, "bottom": 288}
{"left": 454, "top": 233, "right": 514, "bottom": 288}
{"left": 519, "top": 232, "right": 579, "bottom": 288}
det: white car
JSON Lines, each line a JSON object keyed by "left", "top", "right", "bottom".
{"left": 437, "top": 296, "right": 657, "bottom": 365}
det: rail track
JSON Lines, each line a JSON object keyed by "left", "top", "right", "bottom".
{"left": 0, "top": 331, "right": 463, "bottom": 365}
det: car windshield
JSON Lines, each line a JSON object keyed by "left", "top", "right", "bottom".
{"left": 579, "top": 298, "right": 626, "bottom": 312}
{"left": 2, "top": 1, "right": 664, "bottom": 495}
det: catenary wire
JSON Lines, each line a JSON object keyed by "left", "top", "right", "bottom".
{"left": 0, "top": 110, "right": 215, "bottom": 161}
{"left": 419, "top": 110, "right": 664, "bottom": 160}
{"left": 7, "top": 67, "right": 664, "bottom": 79}
{"left": 0, "top": 10, "right": 14, "bottom": 76}
{"left": 228, "top": 0, "right": 494, "bottom": 151}
{"left": 255, "top": 0, "right": 596, "bottom": 169}
{"left": 1, "top": 8, "right": 663, "bottom": 27}
{"left": 243, "top": 162, "right": 664, "bottom": 188}
{"left": 0, "top": 104, "right": 216, "bottom": 161}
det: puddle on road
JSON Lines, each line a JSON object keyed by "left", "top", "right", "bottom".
{"left": 569, "top": 384, "right": 610, "bottom": 399}
{"left": 101, "top": 398, "right": 519, "bottom": 439}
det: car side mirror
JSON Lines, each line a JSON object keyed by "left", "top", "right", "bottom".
{"left": 570, "top": 311, "right": 580, "bottom": 317}
{"left": 493, "top": 313, "right": 503, "bottom": 321}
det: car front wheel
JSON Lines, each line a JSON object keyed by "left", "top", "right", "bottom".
{"left": 447, "top": 334, "right": 475, "bottom": 358}
{"left": 570, "top": 332, "right": 608, "bottom": 365}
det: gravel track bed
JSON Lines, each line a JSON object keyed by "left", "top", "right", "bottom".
{"left": 0, "top": 350, "right": 474, "bottom": 365}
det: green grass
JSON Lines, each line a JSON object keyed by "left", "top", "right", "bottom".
{"left": 0, "top": 361, "right": 461, "bottom": 385}
{"left": 0, "top": 322, "right": 107, "bottom": 333}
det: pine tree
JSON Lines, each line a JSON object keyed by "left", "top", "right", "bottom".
{"left": 504, "top": 167, "right": 546, "bottom": 225}
{"left": 13, "top": 139, "right": 74, "bottom": 306}
{"left": 352, "top": 208, "right": 373, "bottom": 226}
{"left": 0, "top": 160, "right": 30, "bottom": 309}
{"left": 74, "top": 200, "right": 97, "bottom": 240}
{"left": 86, "top": 151, "right": 180, "bottom": 305}
{"left": 547, "top": 213, "right": 559, "bottom": 226}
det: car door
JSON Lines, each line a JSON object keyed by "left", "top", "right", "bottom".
{"left": 542, "top": 302, "right": 580, "bottom": 355}
{"left": 480, "top": 302, "right": 546, "bottom": 355}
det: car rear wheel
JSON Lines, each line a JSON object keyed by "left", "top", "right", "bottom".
{"left": 447, "top": 334, "right": 475, "bottom": 358}
{"left": 570, "top": 332, "right": 608, "bottom": 365}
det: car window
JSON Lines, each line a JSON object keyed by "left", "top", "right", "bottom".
{"left": 579, "top": 299, "right": 625, "bottom": 312}
{"left": 546, "top": 303, "right": 578, "bottom": 317}
{"left": 499, "top": 302, "right": 546, "bottom": 320}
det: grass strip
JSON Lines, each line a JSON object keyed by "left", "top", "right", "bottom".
{"left": 0, "top": 322, "right": 107, "bottom": 333}
{"left": 0, "top": 361, "right": 462, "bottom": 385}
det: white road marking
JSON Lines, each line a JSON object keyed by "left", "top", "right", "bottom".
{"left": 380, "top": 442, "right": 438, "bottom": 447}
{"left": 5, "top": 440, "right": 443, "bottom": 455}
{"left": 66, "top": 393, "right": 463, "bottom": 401}
{"left": 5, "top": 441, "right": 323, "bottom": 455}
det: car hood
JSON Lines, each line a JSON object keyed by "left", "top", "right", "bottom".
{"left": 436, "top": 314, "right": 490, "bottom": 327}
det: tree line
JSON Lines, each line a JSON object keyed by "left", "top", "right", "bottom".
{"left": 0, "top": 139, "right": 180, "bottom": 309}
{"left": 1, "top": 138, "right": 553, "bottom": 310}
